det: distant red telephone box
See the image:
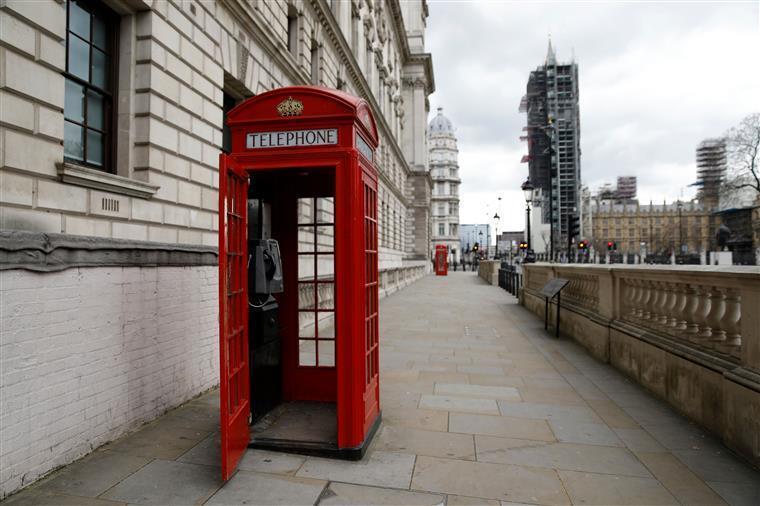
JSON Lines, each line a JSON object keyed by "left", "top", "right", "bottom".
{"left": 218, "top": 87, "right": 380, "bottom": 480}
{"left": 435, "top": 245, "right": 448, "bottom": 276}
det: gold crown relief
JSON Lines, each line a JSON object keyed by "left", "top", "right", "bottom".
{"left": 276, "top": 96, "right": 304, "bottom": 117}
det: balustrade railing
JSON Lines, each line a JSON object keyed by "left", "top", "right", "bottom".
{"left": 620, "top": 278, "right": 742, "bottom": 361}
{"left": 521, "top": 264, "right": 760, "bottom": 370}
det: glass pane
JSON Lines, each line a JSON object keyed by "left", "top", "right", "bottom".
{"left": 317, "top": 254, "right": 334, "bottom": 281}
{"left": 64, "top": 121, "right": 84, "bottom": 161}
{"left": 316, "top": 197, "right": 334, "bottom": 223}
{"left": 318, "top": 340, "right": 335, "bottom": 367}
{"left": 86, "top": 129, "right": 103, "bottom": 166}
{"left": 317, "top": 283, "right": 334, "bottom": 310}
{"left": 297, "top": 197, "right": 314, "bottom": 224}
{"left": 91, "top": 48, "right": 107, "bottom": 89}
{"left": 64, "top": 80, "right": 84, "bottom": 122}
{"left": 298, "top": 312, "right": 315, "bottom": 338}
{"left": 299, "top": 340, "right": 316, "bottom": 366}
{"left": 92, "top": 14, "right": 107, "bottom": 51}
{"left": 318, "top": 314, "right": 335, "bottom": 339}
{"left": 298, "top": 255, "right": 314, "bottom": 280}
{"left": 298, "top": 283, "right": 315, "bottom": 310}
{"left": 86, "top": 90, "right": 103, "bottom": 130}
{"left": 69, "top": 0, "right": 90, "bottom": 40}
{"left": 68, "top": 35, "right": 89, "bottom": 80}
{"left": 316, "top": 225, "right": 334, "bottom": 252}
{"left": 298, "top": 226, "right": 315, "bottom": 253}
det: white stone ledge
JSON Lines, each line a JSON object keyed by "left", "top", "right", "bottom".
{"left": 58, "top": 162, "right": 159, "bottom": 199}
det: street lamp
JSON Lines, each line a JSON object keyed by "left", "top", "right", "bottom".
{"left": 493, "top": 212, "right": 501, "bottom": 260}
{"left": 521, "top": 178, "right": 534, "bottom": 256}
{"left": 677, "top": 200, "right": 684, "bottom": 257}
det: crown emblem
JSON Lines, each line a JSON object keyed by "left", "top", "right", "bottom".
{"left": 276, "top": 96, "right": 304, "bottom": 117}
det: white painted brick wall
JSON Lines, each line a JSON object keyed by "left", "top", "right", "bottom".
{"left": 0, "top": 266, "right": 219, "bottom": 499}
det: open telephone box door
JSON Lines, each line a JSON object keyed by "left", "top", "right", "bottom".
{"left": 219, "top": 87, "right": 381, "bottom": 480}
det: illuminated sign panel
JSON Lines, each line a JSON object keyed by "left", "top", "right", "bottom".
{"left": 247, "top": 128, "right": 338, "bottom": 149}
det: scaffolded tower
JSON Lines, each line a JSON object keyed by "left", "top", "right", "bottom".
{"left": 520, "top": 40, "right": 581, "bottom": 255}
{"left": 695, "top": 138, "right": 726, "bottom": 210}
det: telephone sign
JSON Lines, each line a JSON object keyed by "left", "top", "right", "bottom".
{"left": 246, "top": 128, "right": 338, "bottom": 149}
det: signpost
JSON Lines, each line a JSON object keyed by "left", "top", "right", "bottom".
{"left": 540, "top": 278, "right": 569, "bottom": 338}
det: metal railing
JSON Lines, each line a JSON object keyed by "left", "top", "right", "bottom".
{"left": 498, "top": 264, "right": 522, "bottom": 298}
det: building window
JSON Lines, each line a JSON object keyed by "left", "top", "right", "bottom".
{"left": 64, "top": 0, "right": 118, "bottom": 172}
{"left": 310, "top": 35, "right": 319, "bottom": 84}
{"left": 438, "top": 223, "right": 445, "bottom": 236}
{"left": 287, "top": 5, "right": 298, "bottom": 55}
{"left": 222, "top": 92, "right": 239, "bottom": 153}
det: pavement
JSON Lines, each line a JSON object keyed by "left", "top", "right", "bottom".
{"left": 4, "top": 272, "right": 760, "bottom": 505}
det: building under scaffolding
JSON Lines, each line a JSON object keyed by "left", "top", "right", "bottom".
{"left": 695, "top": 138, "right": 727, "bottom": 210}
{"left": 519, "top": 41, "right": 581, "bottom": 255}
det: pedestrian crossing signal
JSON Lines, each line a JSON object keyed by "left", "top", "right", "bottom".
{"left": 518, "top": 241, "right": 528, "bottom": 250}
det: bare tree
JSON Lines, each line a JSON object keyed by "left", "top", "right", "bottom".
{"left": 723, "top": 113, "right": 760, "bottom": 205}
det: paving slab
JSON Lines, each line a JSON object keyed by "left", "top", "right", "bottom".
{"left": 103, "top": 423, "right": 211, "bottom": 460}
{"left": 497, "top": 401, "right": 602, "bottom": 423}
{"left": 3, "top": 492, "right": 126, "bottom": 505}
{"left": 457, "top": 365, "right": 505, "bottom": 375}
{"left": 33, "top": 450, "right": 150, "bottom": 498}
{"left": 446, "top": 495, "right": 500, "bottom": 506}
{"left": 635, "top": 452, "right": 727, "bottom": 505}
{"left": 205, "top": 471, "right": 325, "bottom": 505}
{"left": 672, "top": 449, "right": 760, "bottom": 484}
{"left": 548, "top": 420, "right": 624, "bottom": 447}
{"left": 102, "top": 459, "right": 221, "bottom": 505}
{"left": 411, "top": 456, "right": 570, "bottom": 505}
{"left": 375, "top": 425, "right": 476, "bottom": 460}
{"left": 296, "top": 451, "right": 415, "bottom": 489}
{"left": 419, "top": 394, "right": 500, "bottom": 415}
{"left": 434, "top": 383, "right": 521, "bottom": 401}
{"left": 381, "top": 407, "right": 449, "bottom": 432}
{"left": 557, "top": 470, "right": 677, "bottom": 505}
{"left": 475, "top": 436, "right": 651, "bottom": 477}
{"left": 612, "top": 428, "right": 667, "bottom": 453}
{"left": 318, "top": 482, "right": 444, "bottom": 505}
{"left": 517, "top": 386, "right": 586, "bottom": 406}
{"left": 238, "top": 449, "right": 306, "bottom": 475}
{"left": 706, "top": 481, "right": 760, "bottom": 506}
{"left": 448, "top": 413, "right": 555, "bottom": 442}
{"left": 178, "top": 432, "right": 220, "bottom": 466}
{"left": 586, "top": 400, "right": 641, "bottom": 429}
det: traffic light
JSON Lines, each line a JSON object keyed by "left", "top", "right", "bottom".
{"left": 606, "top": 241, "right": 617, "bottom": 251}
{"left": 473, "top": 243, "right": 479, "bottom": 252}
{"left": 578, "top": 240, "right": 588, "bottom": 250}
{"left": 569, "top": 214, "right": 580, "bottom": 240}
{"left": 519, "top": 241, "right": 528, "bottom": 250}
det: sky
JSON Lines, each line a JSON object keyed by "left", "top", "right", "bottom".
{"left": 425, "top": 0, "right": 760, "bottom": 233}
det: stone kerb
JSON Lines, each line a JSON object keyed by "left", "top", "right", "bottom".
{"left": 520, "top": 262, "right": 760, "bottom": 467}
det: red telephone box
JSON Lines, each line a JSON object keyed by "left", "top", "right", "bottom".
{"left": 435, "top": 245, "right": 448, "bottom": 276}
{"left": 219, "top": 87, "right": 381, "bottom": 480}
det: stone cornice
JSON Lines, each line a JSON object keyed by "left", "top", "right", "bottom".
{"left": 0, "top": 231, "right": 217, "bottom": 272}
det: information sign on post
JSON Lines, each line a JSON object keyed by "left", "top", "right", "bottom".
{"left": 540, "top": 278, "right": 569, "bottom": 338}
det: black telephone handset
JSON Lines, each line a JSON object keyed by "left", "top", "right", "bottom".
{"left": 262, "top": 249, "right": 277, "bottom": 281}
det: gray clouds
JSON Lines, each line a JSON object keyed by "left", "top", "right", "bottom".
{"left": 426, "top": 0, "right": 760, "bottom": 231}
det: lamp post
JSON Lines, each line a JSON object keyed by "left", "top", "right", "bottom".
{"left": 677, "top": 200, "right": 684, "bottom": 257}
{"left": 493, "top": 212, "right": 501, "bottom": 260}
{"left": 521, "top": 178, "right": 534, "bottom": 257}
{"left": 478, "top": 230, "right": 483, "bottom": 257}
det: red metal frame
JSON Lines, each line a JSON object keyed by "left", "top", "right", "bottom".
{"left": 435, "top": 245, "right": 448, "bottom": 276}
{"left": 219, "top": 87, "right": 380, "bottom": 479}
{"left": 218, "top": 153, "right": 250, "bottom": 480}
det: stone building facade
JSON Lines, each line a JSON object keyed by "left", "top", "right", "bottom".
{"left": 0, "top": 0, "right": 433, "bottom": 497}
{"left": 428, "top": 107, "right": 460, "bottom": 262}
{"left": 590, "top": 200, "right": 710, "bottom": 256}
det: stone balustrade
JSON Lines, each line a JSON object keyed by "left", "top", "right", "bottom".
{"left": 520, "top": 263, "right": 760, "bottom": 467}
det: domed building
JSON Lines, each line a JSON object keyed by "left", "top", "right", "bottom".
{"left": 428, "top": 108, "right": 462, "bottom": 263}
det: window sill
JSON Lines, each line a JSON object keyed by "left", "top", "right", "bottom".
{"left": 57, "top": 162, "right": 159, "bottom": 199}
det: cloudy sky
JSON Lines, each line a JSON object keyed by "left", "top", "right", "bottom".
{"left": 425, "top": 0, "right": 760, "bottom": 232}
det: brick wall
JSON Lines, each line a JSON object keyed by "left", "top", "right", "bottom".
{"left": 0, "top": 265, "right": 218, "bottom": 498}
